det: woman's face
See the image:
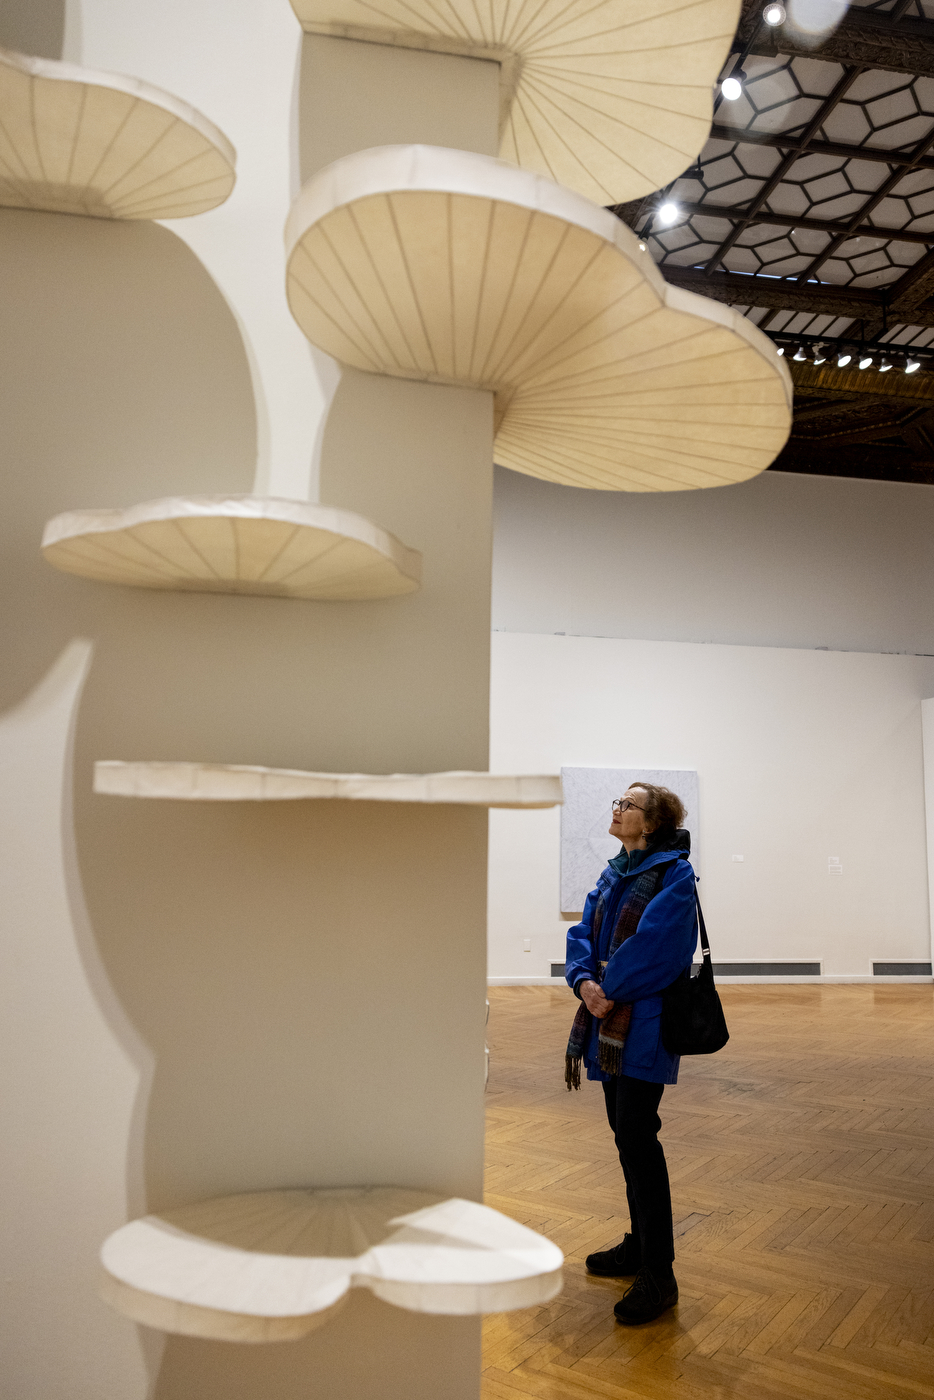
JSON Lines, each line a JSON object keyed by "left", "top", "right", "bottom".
{"left": 608, "top": 787, "right": 654, "bottom": 846}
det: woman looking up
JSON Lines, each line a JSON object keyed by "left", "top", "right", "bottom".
{"left": 565, "top": 783, "right": 697, "bottom": 1325}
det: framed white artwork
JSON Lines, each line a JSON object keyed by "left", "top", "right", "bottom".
{"left": 560, "top": 767, "right": 699, "bottom": 915}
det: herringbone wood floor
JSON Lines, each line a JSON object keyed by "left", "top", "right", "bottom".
{"left": 483, "top": 985, "right": 934, "bottom": 1400}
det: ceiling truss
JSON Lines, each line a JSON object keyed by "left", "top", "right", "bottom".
{"left": 611, "top": 0, "right": 934, "bottom": 484}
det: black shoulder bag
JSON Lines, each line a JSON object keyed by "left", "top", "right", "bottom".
{"left": 661, "top": 888, "right": 729, "bottom": 1056}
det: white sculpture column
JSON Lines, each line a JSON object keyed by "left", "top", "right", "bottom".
{"left": 145, "top": 34, "right": 504, "bottom": 1400}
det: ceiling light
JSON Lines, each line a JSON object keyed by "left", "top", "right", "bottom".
{"left": 657, "top": 202, "right": 680, "bottom": 225}
{"left": 721, "top": 73, "right": 744, "bottom": 101}
{"left": 813, "top": 344, "right": 827, "bottom": 365}
{"left": 906, "top": 356, "right": 921, "bottom": 373}
{"left": 837, "top": 348, "right": 852, "bottom": 367}
{"left": 776, "top": 346, "right": 785, "bottom": 356}
{"left": 793, "top": 345, "right": 807, "bottom": 361}
{"left": 858, "top": 354, "right": 873, "bottom": 370}
{"left": 637, "top": 240, "right": 647, "bottom": 252}
{"left": 879, "top": 355, "right": 893, "bottom": 372}
{"left": 763, "top": 2, "right": 786, "bottom": 24}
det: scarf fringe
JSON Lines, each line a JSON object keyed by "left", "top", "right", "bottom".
{"left": 596, "top": 1037, "right": 624, "bottom": 1077}
{"left": 565, "top": 1054, "right": 582, "bottom": 1091}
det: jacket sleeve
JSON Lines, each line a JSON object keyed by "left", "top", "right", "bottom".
{"left": 564, "top": 883, "right": 602, "bottom": 993}
{"left": 601, "top": 860, "right": 697, "bottom": 1004}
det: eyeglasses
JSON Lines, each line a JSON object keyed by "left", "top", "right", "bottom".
{"left": 612, "top": 798, "right": 645, "bottom": 814}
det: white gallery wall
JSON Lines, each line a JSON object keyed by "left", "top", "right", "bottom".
{"left": 493, "top": 464, "right": 934, "bottom": 656}
{"left": 488, "top": 456, "right": 934, "bottom": 988}
{"left": 489, "top": 633, "right": 934, "bottom": 981}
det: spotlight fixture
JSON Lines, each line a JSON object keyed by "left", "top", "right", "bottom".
{"left": 721, "top": 70, "right": 745, "bottom": 101}
{"left": 793, "top": 344, "right": 807, "bottom": 361}
{"left": 637, "top": 240, "right": 647, "bottom": 252}
{"left": 858, "top": 353, "right": 873, "bottom": 370}
{"left": 657, "top": 201, "right": 680, "bottom": 225}
{"left": 776, "top": 345, "right": 785, "bottom": 356}
{"left": 837, "top": 347, "right": 852, "bottom": 367}
{"left": 906, "top": 356, "right": 921, "bottom": 373}
{"left": 878, "top": 353, "right": 893, "bottom": 371}
{"left": 763, "top": 2, "right": 786, "bottom": 24}
{"left": 812, "top": 344, "right": 827, "bottom": 365}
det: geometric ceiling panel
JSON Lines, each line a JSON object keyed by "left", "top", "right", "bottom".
{"left": 613, "top": 0, "right": 934, "bottom": 484}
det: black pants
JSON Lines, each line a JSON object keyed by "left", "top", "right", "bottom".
{"left": 602, "top": 1075, "right": 674, "bottom": 1275}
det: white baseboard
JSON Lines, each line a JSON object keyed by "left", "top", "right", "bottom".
{"left": 488, "top": 974, "right": 933, "bottom": 987}
{"left": 488, "top": 976, "right": 570, "bottom": 986}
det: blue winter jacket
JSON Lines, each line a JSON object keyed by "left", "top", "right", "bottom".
{"left": 565, "top": 846, "right": 698, "bottom": 1085}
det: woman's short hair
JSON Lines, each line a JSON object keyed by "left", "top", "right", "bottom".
{"left": 630, "top": 783, "right": 686, "bottom": 838}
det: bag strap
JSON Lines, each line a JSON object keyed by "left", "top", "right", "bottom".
{"left": 695, "top": 888, "right": 711, "bottom": 961}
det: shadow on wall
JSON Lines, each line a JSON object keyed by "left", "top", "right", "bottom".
{"left": 0, "top": 0, "right": 65, "bottom": 58}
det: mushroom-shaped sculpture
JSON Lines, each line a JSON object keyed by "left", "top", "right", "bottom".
{"left": 0, "top": 45, "right": 235, "bottom": 218}
{"left": 100, "top": 1188, "right": 564, "bottom": 1341}
{"left": 42, "top": 496, "right": 421, "bottom": 600}
{"left": 289, "top": 0, "right": 741, "bottom": 204}
{"left": 285, "top": 145, "right": 792, "bottom": 493}
{"left": 94, "top": 761, "right": 563, "bottom": 808}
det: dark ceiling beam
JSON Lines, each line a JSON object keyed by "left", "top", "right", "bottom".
{"left": 770, "top": 446, "right": 934, "bottom": 484}
{"left": 704, "top": 66, "right": 863, "bottom": 275}
{"left": 663, "top": 199, "right": 934, "bottom": 246}
{"left": 794, "top": 419, "right": 918, "bottom": 449}
{"left": 707, "top": 124, "right": 934, "bottom": 173}
{"left": 790, "top": 359, "right": 934, "bottom": 399}
{"left": 792, "top": 396, "right": 891, "bottom": 422}
{"left": 661, "top": 265, "right": 890, "bottom": 319}
{"left": 790, "top": 402, "right": 934, "bottom": 449}
{"left": 794, "top": 124, "right": 934, "bottom": 283}
{"left": 735, "top": 1, "right": 934, "bottom": 79}
{"left": 853, "top": 245, "right": 934, "bottom": 340}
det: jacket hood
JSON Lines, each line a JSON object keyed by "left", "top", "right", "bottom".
{"left": 649, "top": 827, "right": 691, "bottom": 856}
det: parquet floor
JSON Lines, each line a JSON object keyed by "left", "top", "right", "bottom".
{"left": 483, "top": 985, "right": 934, "bottom": 1400}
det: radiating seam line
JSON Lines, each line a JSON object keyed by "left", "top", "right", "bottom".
{"left": 492, "top": 269, "right": 652, "bottom": 387}
{"left": 96, "top": 110, "right": 195, "bottom": 200}
{"left": 0, "top": 113, "right": 33, "bottom": 180}
{"left": 475, "top": 206, "right": 540, "bottom": 383}
{"left": 172, "top": 520, "right": 225, "bottom": 580}
{"left": 303, "top": 220, "right": 400, "bottom": 367}
{"left": 485, "top": 233, "right": 610, "bottom": 384}
{"left": 81, "top": 96, "right": 146, "bottom": 192}
{"left": 98, "top": 147, "right": 226, "bottom": 206}
{"left": 386, "top": 193, "right": 441, "bottom": 375}
{"left": 53, "top": 537, "right": 175, "bottom": 577}
{"left": 346, "top": 198, "right": 424, "bottom": 369}
{"left": 251, "top": 523, "right": 303, "bottom": 583}
{"left": 468, "top": 199, "right": 495, "bottom": 380}
{"left": 289, "top": 271, "right": 383, "bottom": 372}
{"left": 272, "top": 535, "right": 355, "bottom": 586}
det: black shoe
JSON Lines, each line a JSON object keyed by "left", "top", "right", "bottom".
{"left": 585, "top": 1233, "right": 642, "bottom": 1277}
{"left": 613, "top": 1266, "right": 678, "bottom": 1324}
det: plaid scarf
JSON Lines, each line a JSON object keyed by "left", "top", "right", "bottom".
{"left": 565, "top": 863, "right": 669, "bottom": 1090}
